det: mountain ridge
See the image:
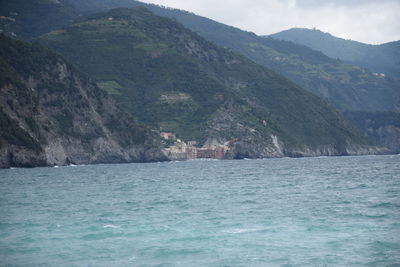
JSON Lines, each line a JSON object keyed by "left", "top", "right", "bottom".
{"left": 2, "top": 0, "right": 399, "bottom": 113}
{"left": 37, "top": 7, "right": 383, "bottom": 159}
{"left": 60, "top": 0, "right": 400, "bottom": 113}
{"left": 271, "top": 28, "right": 400, "bottom": 78}
{"left": 1, "top": 1, "right": 396, "bottom": 162}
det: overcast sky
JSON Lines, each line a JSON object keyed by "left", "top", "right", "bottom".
{"left": 140, "top": 0, "right": 400, "bottom": 44}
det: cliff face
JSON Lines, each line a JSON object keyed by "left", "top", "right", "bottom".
{"left": 0, "top": 35, "right": 167, "bottom": 168}
{"left": 345, "top": 111, "right": 400, "bottom": 154}
{"left": 368, "top": 126, "right": 400, "bottom": 153}
{"left": 205, "top": 102, "right": 385, "bottom": 160}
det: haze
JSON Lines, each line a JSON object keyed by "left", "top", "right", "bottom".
{"left": 140, "top": 0, "right": 400, "bottom": 44}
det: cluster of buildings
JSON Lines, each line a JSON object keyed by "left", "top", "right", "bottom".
{"left": 160, "top": 132, "right": 231, "bottom": 161}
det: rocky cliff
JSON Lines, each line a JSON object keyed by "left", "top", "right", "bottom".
{"left": 345, "top": 111, "right": 400, "bottom": 154}
{"left": 0, "top": 34, "right": 167, "bottom": 168}
{"left": 205, "top": 101, "right": 385, "bottom": 159}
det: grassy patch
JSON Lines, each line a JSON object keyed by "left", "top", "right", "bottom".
{"left": 96, "top": 80, "right": 122, "bottom": 95}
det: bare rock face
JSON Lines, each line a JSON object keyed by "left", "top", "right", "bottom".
{"left": 222, "top": 137, "right": 385, "bottom": 160}
{"left": 204, "top": 100, "right": 384, "bottom": 159}
{"left": 286, "top": 144, "right": 386, "bottom": 158}
{"left": 0, "top": 35, "right": 167, "bottom": 168}
{"left": 0, "top": 146, "right": 47, "bottom": 168}
{"left": 344, "top": 111, "right": 400, "bottom": 154}
{"left": 367, "top": 125, "right": 400, "bottom": 153}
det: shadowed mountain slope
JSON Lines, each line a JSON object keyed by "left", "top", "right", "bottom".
{"left": 0, "top": 0, "right": 78, "bottom": 40}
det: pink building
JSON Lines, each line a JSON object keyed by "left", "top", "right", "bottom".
{"left": 215, "top": 147, "right": 226, "bottom": 160}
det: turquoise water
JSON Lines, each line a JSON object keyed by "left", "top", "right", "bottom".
{"left": 0, "top": 155, "right": 399, "bottom": 266}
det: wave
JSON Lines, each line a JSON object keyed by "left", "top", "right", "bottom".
{"left": 222, "top": 228, "right": 261, "bottom": 234}
{"left": 81, "top": 231, "right": 123, "bottom": 240}
{"left": 103, "top": 224, "right": 121, "bottom": 229}
{"left": 369, "top": 202, "right": 399, "bottom": 208}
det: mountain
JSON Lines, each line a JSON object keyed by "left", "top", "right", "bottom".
{"left": 60, "top": 0, "right": 400, "bottom": 113}
{"left": 37, "top": 7, "right": 381, "bottom": 158}
{"left": 1, "top": 1, "right": 396, "bottom": 155}
{"left": 268, "top": 29, "right": 400, "bottom": 154}
{"left": 0, "top": 0, "right": 78, "bottom": 40}
{"left": 69, "top": 0, "right": 398, "bottom": 153}
{"left": 0, "top": 34, "right": 167, "bottom": 168}
{"left": 271, "top": 28, "right": 400, "bottom": 78}
{"left": 2, "top": 0, "right": 399, "bottom": 113}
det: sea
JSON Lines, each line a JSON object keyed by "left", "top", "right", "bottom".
{"left": 0, "top": 155, "right": 399, "bottom": 266}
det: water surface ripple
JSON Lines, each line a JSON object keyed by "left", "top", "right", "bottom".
{"left": 0, "top": 155, "right": 399, "bottom": 266}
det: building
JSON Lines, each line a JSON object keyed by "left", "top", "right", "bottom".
{"left": 187, "top": 147, "right": 197, "bottom": 160}
{"left": 161, "top": 133, "right": 231, "bottom": 161}
{"left": 160, "top": 132, "right": 176, "bottom": 140}
{"left": 215, "top": 146, "right": 226, "bottom": 160}
{"left": 196, "top": 148, "right": 216, "bottom": 159}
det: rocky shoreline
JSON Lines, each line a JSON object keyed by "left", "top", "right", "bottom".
{"left": 0, "top": 145, "right": 389, "bottom": 169}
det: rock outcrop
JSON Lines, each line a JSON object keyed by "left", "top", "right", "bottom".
{"left": 0, "top": 34, "right": 167, "bottom": 168}
{"left": 345, "top": 111, "right": 400, "bottom": 154}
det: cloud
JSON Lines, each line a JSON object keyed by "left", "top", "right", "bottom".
{"left": 140, "top": 0, "right": 400, "bottom": 44}
{"left": 295, "top": 0, "right": 397, "bottom": 8}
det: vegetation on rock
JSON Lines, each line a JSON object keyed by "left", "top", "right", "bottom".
{"left": 0, "top": 34, "right": 166, "bottom": 168}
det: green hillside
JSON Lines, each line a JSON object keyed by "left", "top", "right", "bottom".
{"left": 0, "top": 34, "right": 166, "bottom": 168}
{"left": 0, "top": 0, "right": 78, "bottom": 40}
{"left": 62, "top": 0, "right": 400, "bottom": 113}
{"left": 271, "top": 28, "right": 400, "bottom": 78}
{"left": 2, "top": 0, "right": 398, "bottom": 113}
{"left": 38, "top": 7, "right": 377, "bottom": 157}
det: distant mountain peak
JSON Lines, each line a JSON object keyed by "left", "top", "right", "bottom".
{"left": 271, "top": 27, "right": 400, "bottom": 77}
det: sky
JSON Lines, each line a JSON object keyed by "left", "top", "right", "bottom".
{"left": 140, "top": 0, "right": 400, "bottom": 44}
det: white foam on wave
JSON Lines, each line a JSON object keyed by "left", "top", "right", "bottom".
{"left": 68, "top": 164, "right": 86, "bottom": 167}
{"left": 103, "top": 224, "right": 121, "bottom": 229}
{"left": 193, "top": 158, "right": 218, "bottom": 161}
{"left": 222, "top": 228, "right": 261, "bottom": 234}
{"left": 168, "top": 161, "right": 182, "bottom": 164}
